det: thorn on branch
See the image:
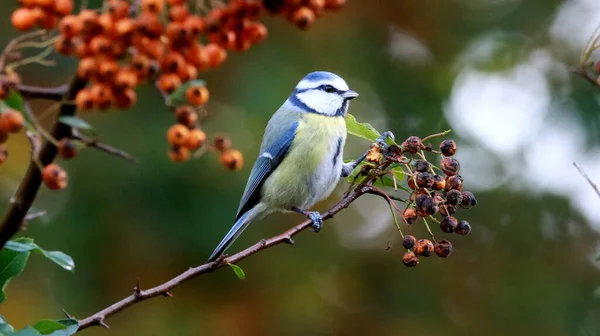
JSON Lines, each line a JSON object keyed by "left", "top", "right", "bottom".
{"left": 62, "top": 309, "right": 75, "bottom": 320}
{"left": 98, "top": 319, "right": 110, "bottom": 329}
{"left": 133, "top": 278, "right": 142, "bottom": 296}
{"left": 163, "top": 291, "right": 173, "bottom": 297}
{"left": 283, "top": 236, "right": 295, "bottom": 245}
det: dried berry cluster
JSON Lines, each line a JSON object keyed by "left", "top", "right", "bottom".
{"left": 0, "top": 109, "right": 25, "bottom": 165}
{"left": 399, "top": 137, "right": 477, "bottom": 267}
{"left": 360, "top": 134, "right": 477, "bottom": 268}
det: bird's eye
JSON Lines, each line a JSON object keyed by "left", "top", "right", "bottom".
{"left": 323, "top": 85, "right": 336, "bottom": 93}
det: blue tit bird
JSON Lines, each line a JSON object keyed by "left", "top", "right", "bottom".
{"left": 207, "top": 71, "right": 368, "bottom": 263}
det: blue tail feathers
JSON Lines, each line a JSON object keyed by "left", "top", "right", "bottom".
{"left": 207, "top": 212, "right": 252, "bottom": 263}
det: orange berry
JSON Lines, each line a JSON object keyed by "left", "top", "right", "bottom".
{"left": 220, "top": 149, "right": 243, "bottom": 170}
{"left": 12, "top": 8, "right": 36, "bottom": 31}
{"left": 157, "top": 73, "right": 182, "bottom": 94}
{"left": 136, "top": 12, "right": 163, "bottom": 38}
{"left": 58, "top": 138, "right": 78, "bottom": 159}
{"left": 97, "top": 60, "right": 119, "bottom": 82}
{"left": 291, "top": 7, "right": 315, "bottom": 30}
{"left": 161, "top": 51, "right": 187, "bottom": 74}
{"left": 209, "top": 30, "right": 236, "bottom": 49}
{"left": 141, "top": 0, "right": 165, "bottom": 14}
{"left": 108, "top": 0, "right": 130, "bottom": 20}
{"left": 0, "top": 110, "right": 24, "bottom": 133}
{"left": 89, "top": 35, "right": 112, "bottom": 55}
{"left": 71, "top": 38, "right": 90, "bottom": 58}
{"left": 185, "top": 86, "right": 209, "bottom": 106}
{"left": 114, "top": 89, "right": 137, "bottom": 109}
{"left": 324, "top": 0, "right": 345, "bottom": 10}
{"left": 179, "top": 64, "right": 198, "bottom": 82}
{"left": 205, "top": 43, "right": 227, "bottom": 68}
{"left": 244, "top": 22, "right": 267, "bottom": 44}
{"left": 183, "top": 16, "right": 205, "bottom": 37}
{"left": 54, "top": 0, "right": 74, "bottom": 16}
{"left": 77, "top": 57, "right": 98, "bottom": 79}
{"left": 185, "top": 128, "right": 206, "bottom": 150}
{"left": 90, "top": 84, "right": 114, "bottom": 110}
{"left": 38, "top": 12, "right": 59, "bottom": 30}
{"left": 42, "top": 163, "right": 68, "bottom": 190}
{"left": 59, "top": 15, "right": 82, "bottom": 37}
{"left": 0, "top": 145, "right": 7, "bottom": 165}
{"left": 166, "top": 22, "right": 188, "bottom": 45}
{"left": 114, "top": 69, "right": 138, "bottom": 89}
{"left": 169, "top": 4, "right": 189, "bottom": 22}
{"left": 131, "top": 54, "right": 153, "bottom": 78}
{"left": 169, "top": 145, "right": 190, "bottom": 162}
{"left": 34, "top": 0, "right": 55, "bottom": 8}
{"left": 75, "top": 88, "right": 94, "bottom": 110}
{"left": 175, "top": 106, "right": 198, "bottom": 127}
{"left": 213, "top": 134, "right": 231, "bottom": 152}
{"left": 167, "top": 0, "right": 185, "bottom": 4}
{"left": 78, "top": 9, "right": 99, "bottom": 35}
{"left": 115, "top": 18, "right": 136, "bottom": 37}
{"left": 167, "top": 124, "right": 190, "bottom": 145}
{"left": 308, "top": 0, "right": 325, "bottom": 14}
{"left": 97, "top": 13, "right": 115, "bottom": 35}
{"left": 185, "top": 43, "right": 209, "bottom": 70}
{"left": 54, "top": 36, "right": 72, "bottom": 55}
{"left": 136, "top": 36, "right": 165, "bottom": 60}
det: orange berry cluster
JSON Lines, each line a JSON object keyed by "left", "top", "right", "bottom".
{"left": 11, "top": 0, "right": 73, "bottom": 31}
{"left": 0, "top": 109, "right": 25, "bottom": 165}
{"left": 263, "top": 0, "right": 346, "bottom": 30}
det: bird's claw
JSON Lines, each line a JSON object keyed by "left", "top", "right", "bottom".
{"left": 376, "top": 131, "right": 395, "bottom": 146}
{"left": 306, "top": 211, "right": 323, "bottom": 232}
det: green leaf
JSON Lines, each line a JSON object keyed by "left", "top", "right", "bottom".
{"left": 0, "top": 242, "right": 31, "bottom": 304}
{"left": 0, "top": 315, "right": 15, "bottom": 334}
{"left": 345, "top": 114, "right": 381, "bottom": 142}
{"left": 32, "top": 319, "right": 77, "bottom": 336}
{"left": 57, "top": 116, "right": 93, "bottom": 131}
{"left": 4, "top": 91, "right": 25, "bottom": 113}
{"left": 166, "top": 79, "right": 206, "bottom": 106}
{"left": 228, "top": 263, "right": 246, "bottom": 280}
{"left": 5, "top": 238, "right": 74, "bottom": 272}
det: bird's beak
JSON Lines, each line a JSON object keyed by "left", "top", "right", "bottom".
{"left": 342, "top": 90, "right": 359, "bottom": 100}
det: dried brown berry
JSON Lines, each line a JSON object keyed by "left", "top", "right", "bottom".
{"left": 441, "top": 157, "right": 460, "bottom": 176}
{"left": 445, "top": 175, "right": 463, "bottom": 191}
{"left": 58, "top": 138, "right": 77, "bottom": 159}
{"left": 221, "top": 149, "right": 244, "bottom": 170}
{"left": 186, "top": 86, "right": 210, "bottom": 106}
{"left": 169, "top": 145, "right": 190, "bottom": 162}
{"left": 414, "top": 239, "right": 434, "bottom": 257}
{"left": 0, "top": 145, "right": 7, "bottom": 164}
{"left": 440, "top": 139, "right": 457, "bottom": 156}
{"left": 407, "top": 174, "right": 417, "bottom": 190}
{"left": 415, "top": 194, "right": 437, "bottom": 216}
{"left": 434, "top": 239, "right": 452, "bottom": 258}
{"left": 432, "top": 174, "right": 445, "bottom": 190}
{"left": 439, "top": 204, "right": 457, "bottom": 217}
{"left": 185, "top": 128, "right": 206, "bottom": 150}
{"left": 416, "top": 171, "right": 434, "bottom": 189}
{"left": 167, "top": 124, "right": 190, "bottom": 146}
{"left": 460, "top": 191, "right": 477, "bottom": 209}
{"left": 440, "top": 216, "right": 458, "bottom": 233}
{"left": 402, "top": 207, "right": 417, "bottom": 224}
{"left": 402, "top": 235, "right": 416, "bottom": 249}
{"left": 445, "top": 189, "right": 463, "bottom": 205}
{"left": 402, "top": 136, "right": 422, "bottom": 154}
{"left": 455, "top": 220, "right": 471, "bottom": 235}
{"left": 213, "top": 134, "right": 231, "bottom": 152}
{"left": 42, "top": 163, "right": 68, "bottom": 190}
{"left": 414, "top": 159, "right": 429, "bottom": 172}
{"left": 0, "top": 110, "right": 24, "bottom": 133}
{"left": 402, "top": 251, "right": 419, "bottom": 267}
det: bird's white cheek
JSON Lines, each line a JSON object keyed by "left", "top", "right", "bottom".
{"left": 297, "top": 91, "right": 341, "bottom": 116}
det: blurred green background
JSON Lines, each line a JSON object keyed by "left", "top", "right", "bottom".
{"left": 2, "top": 0, "right": 600, "bottom": 335}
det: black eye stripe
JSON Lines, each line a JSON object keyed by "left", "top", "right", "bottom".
{"left": 319, "top": 84, "right": 339, "bottom": 93}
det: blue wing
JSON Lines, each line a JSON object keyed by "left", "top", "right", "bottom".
{"left": 234, "top": 108, "right": 300, "bottom": 222}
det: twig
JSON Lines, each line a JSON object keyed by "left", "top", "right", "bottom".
{"left": 72, "top": 130, "right": 139, "bottom": 163}
{"left": 15, "top": 83, "right": 69, "bottom": 101}
{"left": 76, "top": 186, "right": 369, "bottom": 330}
{"left": 0, "top": 30, "right": 48, "bottom": 71}
{"left": 574, "top": 162, "right": 600, "bottom": 198}
{"left": 0, "top": 76, "right": 87, "bottom": 249}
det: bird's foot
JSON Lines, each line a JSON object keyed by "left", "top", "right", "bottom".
{"left": 306, "top": 211, "right": 323, "bottom": 232}
{"left": 376, "top": 131, "right": 395, "bottom": 146}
